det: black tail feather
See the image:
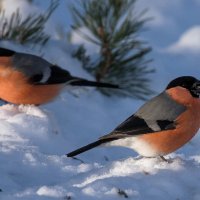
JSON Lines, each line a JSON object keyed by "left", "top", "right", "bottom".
{"left": 67, "top": 140, "right": 104, "bottom": 157}
{"left": 69, "top": 79, "right": 119, "bottom": 89}
{"left": 67, "top": 138, "right": 117, "bottom": 157}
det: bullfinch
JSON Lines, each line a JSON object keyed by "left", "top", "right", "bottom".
{"left": 67, "top": 76, "right": 200, "bottom": 158}
{"left": 0, "top": 47, "right": 118, "bottom": 105}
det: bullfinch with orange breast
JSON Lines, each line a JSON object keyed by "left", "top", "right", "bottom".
{"left": 0, "top": 47, "right": 118, "bottom": 105}
{"left": 67, "top": 76, "right": 200, "bottom": 159}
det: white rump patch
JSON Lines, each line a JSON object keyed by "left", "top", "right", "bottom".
{"left": 105, "top": 137, "right": 159, "bottom": 157}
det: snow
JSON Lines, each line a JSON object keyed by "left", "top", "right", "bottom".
{"left": 0, "top": 0, "right": 200, "bottom": 200}
{"left": 167, "top": 26, "right": 200, "bottom": 54}
{"left": 70, "top": 27, "right": 100, "bottom": 55}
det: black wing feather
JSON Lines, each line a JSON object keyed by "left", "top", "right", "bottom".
{"left": 46, "top": 65, "right": 73, "bottom": 84}
{"left": 111, "top": 116, "right": 154, "bottom": 135}
{"left": 0, "top": 47, "right": 15, "bottom": 56}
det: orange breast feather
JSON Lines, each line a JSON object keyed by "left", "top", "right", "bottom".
{"left": 0, "top": 58, "right": 64, "bottom": 104}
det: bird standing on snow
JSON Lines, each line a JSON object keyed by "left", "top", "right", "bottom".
{"left": 67, "top": 76, "right": 200, "bottom": 159}
{"left": 0, "top": 47, "right": 118, "bottom": 105}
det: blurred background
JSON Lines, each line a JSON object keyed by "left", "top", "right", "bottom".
{"left": 0, "top": 0, "right": 199, "bottom": 98}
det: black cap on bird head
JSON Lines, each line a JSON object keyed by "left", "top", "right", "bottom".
{"left": 0, "top": 47, "right": 15, "bottom": 56}
{"left": 166, "top": 76, "right": 200, "bottom": 98}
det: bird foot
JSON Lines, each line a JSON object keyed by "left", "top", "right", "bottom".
{"left": 133, "top": 155, "right": 144, "bottom": 160}
{"left": 159, "top": 156, "right": 173, "bottom": 163}
{"left": 71, "top": 156, "right": 85, "bottom": 163}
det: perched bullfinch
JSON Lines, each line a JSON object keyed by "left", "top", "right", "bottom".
{"left": 0, "top": 47, "right": 118, "bottom": 105}
{"left": 67, "top": 76, "right": 200, "bottom": 158}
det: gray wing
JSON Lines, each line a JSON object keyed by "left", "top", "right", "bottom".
{"left": 134, "top": 91, "right": 186, "bottom": 131}
{"left": 100, "top": 92, "right": 186, "bottom": 140}
{"left": 12, "top": 52, "right": 52, "bottom": 83}
{"left": 12, "top": 52, "right": 73, "bottom": 84}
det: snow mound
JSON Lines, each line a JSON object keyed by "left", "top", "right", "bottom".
{"left": 167, "top": 26, "right": 200, "bottom": 54}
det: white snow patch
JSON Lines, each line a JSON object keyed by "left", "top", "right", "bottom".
{"left": 167, "top": 26, "right": 200, "bottom": 54}
{"left": 62, "top": 162, "right": 101, "bottom": 173}
{"left": 36, "top": 185, "right": 67, "bottom": 198}
{"left": 15, "top": 188, "right": 35, "bottom": 198}
{"left": 105, "top": 187, "right": 139, "bottom": 197}
{"left": 1, "top": 0, "right": 39, "bottom": 19}
{"left": 70, "top": 27, "right": 100, "bottom": 55}
{"left": 74, "top": 157, "right": 184, "bottom": 188}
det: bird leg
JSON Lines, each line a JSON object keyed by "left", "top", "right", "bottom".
{"left": 159, "top": 156, "right": 173, "bottom": 163}
{"left": 71, "top": 156, "right": 85, "bottom": 163}
{"left": 0, "top": 99, "right": 9, "bottom": 105}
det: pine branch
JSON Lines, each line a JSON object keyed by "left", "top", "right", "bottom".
{"left": 0, "top": 0, "right": 59, "bottom": 46}
{"left": 71, "top": 0, "right": 154, "bottom": 100}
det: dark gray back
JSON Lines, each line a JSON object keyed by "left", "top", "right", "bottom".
{"left": 135, "top": 92, "right": 186, "bottom": 121}
{"left": 11, "top": 53, "right": 51, "bottom": 78}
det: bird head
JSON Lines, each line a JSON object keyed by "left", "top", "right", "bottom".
{"left": 166, "top": 76, "right": 200, "bottom": 98}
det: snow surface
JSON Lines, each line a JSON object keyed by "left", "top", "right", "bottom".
{"left": 167, "top": 26, "right": 200, "bottom": 54}
{"left": 0, "top": 0, "right": 200, "bottom": 199}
